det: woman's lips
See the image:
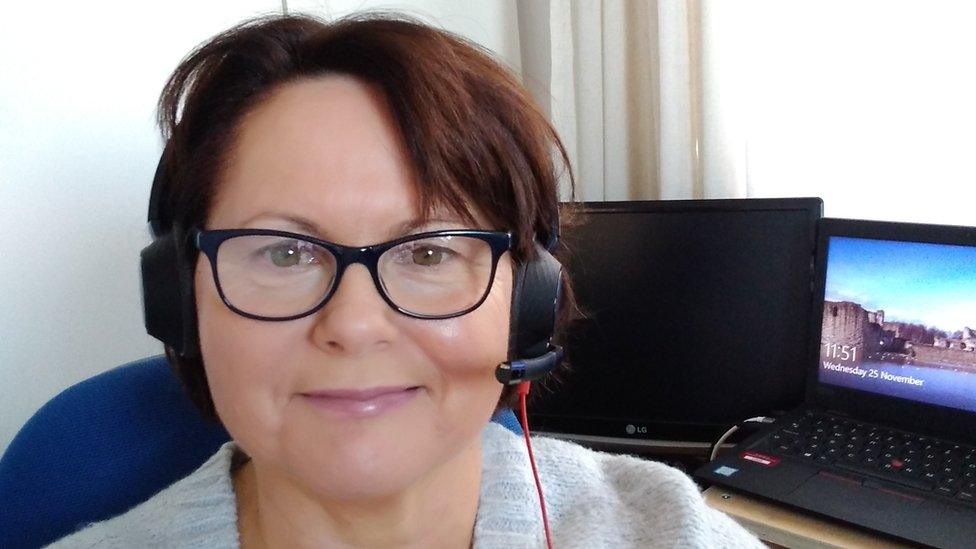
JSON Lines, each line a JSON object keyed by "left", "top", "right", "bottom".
{"left": 300, "top": 386, "right": 420, "bottom": 417}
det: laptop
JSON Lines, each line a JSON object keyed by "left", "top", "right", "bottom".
{"left": 695, "top": 217, "right": 976, "bottom": 548}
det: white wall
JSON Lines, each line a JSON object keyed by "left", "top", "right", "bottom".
{"left": 0, "top": 0, "right": 520, "bottom": 454}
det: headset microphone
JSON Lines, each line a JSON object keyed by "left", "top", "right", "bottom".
{"left": 495, "top": 345, "right": 564, "bottom": 385}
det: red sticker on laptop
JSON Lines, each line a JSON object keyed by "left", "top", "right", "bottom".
{"left": 739, "top": 451, "right": 781, "bottom": 467}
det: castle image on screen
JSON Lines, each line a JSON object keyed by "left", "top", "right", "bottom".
{"left": 822, "top": 301, "right": 976, "bottom": 370}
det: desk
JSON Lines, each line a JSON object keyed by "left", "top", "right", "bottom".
{"left": 702, "top": 487, "right": 912, "bottom": 548}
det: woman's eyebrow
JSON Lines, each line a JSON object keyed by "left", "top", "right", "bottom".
{"left": 239, "top": 212, "right": 470, "bottom": 240}
{"left": 241, "top": 213, "right": 325, "bottom": 237}
{"left": 391, "top": 217, "right": 469, "bottom": 236}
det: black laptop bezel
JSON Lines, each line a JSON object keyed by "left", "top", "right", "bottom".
{"left": 805, "top": 217, "right": 976, "bottom": 443}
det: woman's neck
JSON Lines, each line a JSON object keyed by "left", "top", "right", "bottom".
{"left": 233, "top": 440, "right": 482, "bottom": 549}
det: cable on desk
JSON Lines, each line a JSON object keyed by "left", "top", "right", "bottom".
{"left": 709, "top": 416, "right": 776, "bottom": 461}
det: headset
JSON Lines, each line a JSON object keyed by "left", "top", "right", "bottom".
{"left": 495, "top": 235, "right": 565, "bottom": 387}
{"left": 140, "top": 149, "right": 565, "bottom": 385}
{"left": 141, "top": 141, "right": 564, "bottom": 548}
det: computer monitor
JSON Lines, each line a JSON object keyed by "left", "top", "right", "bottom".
{"left": 530, "top": 198, "right": 823, "bottom": 443}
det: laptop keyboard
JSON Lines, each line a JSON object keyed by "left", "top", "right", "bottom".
{"left": 767, "top": 411, "right": 976, "bottom": 504}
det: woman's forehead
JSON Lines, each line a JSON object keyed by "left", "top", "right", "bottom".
{"left": 211, "top": 76, "right": 492, "bottom": 236}
{"left": 228, "top": 77, "right": 409, "bottom": 187}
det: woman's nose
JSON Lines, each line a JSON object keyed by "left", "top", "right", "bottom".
{"left": 309, "top": 264, "right": 398, "bottom": 357}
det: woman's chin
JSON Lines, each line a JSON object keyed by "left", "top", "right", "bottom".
{"left": 276, "top": 400, "right": 441, "bottom": 496}
{"left": 287, "top": 434, "right": 440, "bottom": 501}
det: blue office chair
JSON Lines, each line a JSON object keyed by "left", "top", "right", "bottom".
{"left": 0, "top": 355, "right": 523, "bottom": 548}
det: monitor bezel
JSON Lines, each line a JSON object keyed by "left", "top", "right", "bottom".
{"left": 530, "top": 197, "right": 824, "bottom": 443}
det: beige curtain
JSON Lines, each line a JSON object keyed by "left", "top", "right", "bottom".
{"left": 517, "top": 0, "right": 747, "bottom": 202}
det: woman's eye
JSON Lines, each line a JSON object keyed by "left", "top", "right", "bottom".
{"left": 411, "top": 246, "right": 451, "bottom": 266}
{"left": 267, "top": 243, "right": 316, "bottom": 267}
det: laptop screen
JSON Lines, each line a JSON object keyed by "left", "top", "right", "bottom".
{"left": 818, "top": 236, "right": 976, "bottom": 413}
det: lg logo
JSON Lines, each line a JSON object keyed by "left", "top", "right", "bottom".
{"left": 625, "top": 424, "right": 647, "bottom": 435}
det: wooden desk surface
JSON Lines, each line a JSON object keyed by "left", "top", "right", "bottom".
{"left": 702, "top": 487, "right": 913, "bottom": 549}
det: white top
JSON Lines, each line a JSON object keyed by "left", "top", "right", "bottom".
{"left": 48, "top": 423, "right": 762, "bottom": 548}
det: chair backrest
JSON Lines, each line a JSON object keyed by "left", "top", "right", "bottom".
{"left": 0, "top": 355, "right": 522, "bottom": 548}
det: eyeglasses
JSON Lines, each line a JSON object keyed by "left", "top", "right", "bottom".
{"left": 194, "top": 228, "right": 513, "bottom": 321}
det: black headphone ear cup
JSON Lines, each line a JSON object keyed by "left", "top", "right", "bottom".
{"left": 508, "top": 242, "right": 564, "bottom": 362}
{"left": 140, "top": 233, "right": 199, "bottom": 358}
{"left": 509, "top": 261, "right": 528, "bottom": 359}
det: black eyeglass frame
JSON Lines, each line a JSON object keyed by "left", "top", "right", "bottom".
{"left": 194, "top": 227, "right": 513, "bottom": 321}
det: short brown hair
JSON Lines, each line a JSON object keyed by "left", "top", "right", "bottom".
{"left": 156, "top": 12, "right": 577, "bottom": 422}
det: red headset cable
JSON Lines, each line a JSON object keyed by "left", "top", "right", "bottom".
{"left": 518, "top": 381, "right": 554, "bottom": 549}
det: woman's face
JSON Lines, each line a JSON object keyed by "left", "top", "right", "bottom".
{"left": 196, "top": 75, "right": 510, "bottom": 499}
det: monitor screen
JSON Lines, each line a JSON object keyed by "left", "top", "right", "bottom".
{"left": 818, "top": 236, "right": 976, "bottom": 414}
{"left": 529, "top": 199, "right": 822, "bottom": 442}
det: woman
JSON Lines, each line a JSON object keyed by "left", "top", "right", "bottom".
{"left": 50, "top": 13, "right": 761, "bottom": 548}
